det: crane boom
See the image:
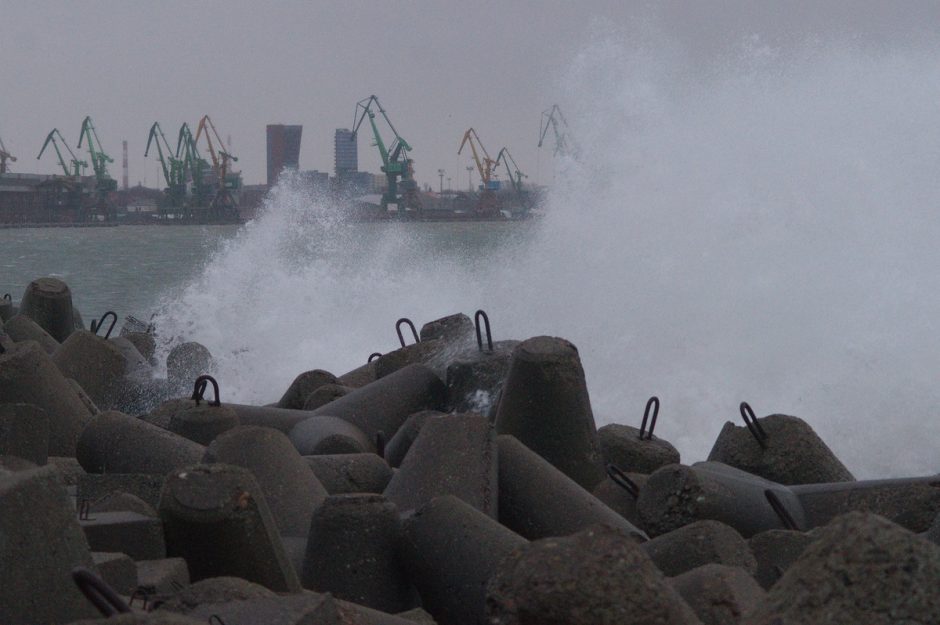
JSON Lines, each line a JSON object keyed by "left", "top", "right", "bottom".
{"left": 458, "top": 128, "right": 496, "bottom": 188}
{"left": 38, "top": 128, "right": 87, "bottom": 177}
{"left": 145, "top": 122, "right": 175, "bottom": 187}
{"left": 0, "top": 135, "right": 16, "bottom": 174}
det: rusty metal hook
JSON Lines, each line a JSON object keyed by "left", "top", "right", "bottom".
{"left": 77, "top": 499, "right": 93, "bottom": 521}
{"left": 395, "top": 318, "right": 419, "bottom": 348}
{"left": 91, "top": 311, "right": 118, "bottom": 339}
{"left": 208, "top": 615, "right": 228, "bottom": 625}
{"left": 368, "top": 352, "right": 382, "bottom": 363}
{"left": 606, "top": 464, "right": 640, "bottom": 498}
{"left": 2, "top": 293, "right": 10, "bottom": 302}
{"left": 71, "top": 566, "right": 132, "bottom": 616}
{"left": 764, "top": 489, "right": 802, "bottom": 531}
{"left": 191, "top": 375, "right": 221, "bottom": 407}
{"left": 740, "top": 402, "right": 768, "bottom": 449}
{"left": 638, "top": 396, "right": 660, "bottom": 440}
{"left": 474, "top": 309, "right": 493, "bottom": 352}
{"left": 375, "top": 430, "right": 386, "bottom": 458}
{"left": 128, "top": 587, "right": 152, "bottom": 610}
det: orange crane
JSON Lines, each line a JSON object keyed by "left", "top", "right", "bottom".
{"left": 458, "top": 128, "right": 497, "bottom": 191}
{"left": 0, "top": 135, "right": 16, "bottom": 174}
{"left": 194, "top": 115, "right": 240, "bottom": 217}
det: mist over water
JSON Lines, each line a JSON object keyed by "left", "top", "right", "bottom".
{"left": 155, "top": 27, "right": 940, "bottom": 478}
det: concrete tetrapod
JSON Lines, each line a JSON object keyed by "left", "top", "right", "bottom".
{"left": 707, "top": 412, "right": 854, "bottom": 485}
{"left": 383, "top": 410, "right": 445, "bottom": 468}
{"left": 0, "top": 402, "right": 49, "bottom": 465}
{"left": 3, "top": 313, "right": 60, "bottom": 354}
{"left": 166, "top": 400, "right": 240, "bottom": 446}
{"left": 671, "top": 564, "right": 766, "bottom": 625}
{"left": 291, "top": 363, "right": 446, "bottom": 453}
{"left": 276, "top": 368, "right": 338, "bottom": 409}
{"left": 641, "top": 520, "right": 758, "bottom": 577}
{"left": 485, "top": 524, "right": 701, "bottom": 625}
{"left": 0, "top": 463, "right": 99, "bottom": 625}
{"left": 384, "top": 413, "right": 497, "bottom": 517}
{"left": 597, "top": 422, "right": 680, "bottom": 474}
{"left": 497, "top": 434, "right": 647, "bottom": 541}
{"left": 445, "top": 340, "right": 518, "bottom": 416}
{"left": 301, "top": 494, "right": 412, "bottom": 613}
{"left": 304, "top": 453, "right": 393, "bottom": 495}
{"left": 493, "top": 336, "right": 605, "bottom": 490}
{"left": 0, "top": 340, "right": 93, "bottom": 456}
{"left": 399, "top": 495, "right": 527, "bottom": 625}
{"left": 203, "top": 425, "right": 328, "bottom": 538}
{"left": 744, "top": 512, "right": 940, "bottom": 624}
{"left": 77, "top": 410, "right": 206, "bottom": 475}
{"left": 53, "top": 330, "right": 135, "bottom": 410}
{"left": 158, "top": 463, "right": 301, "bottom": 592}
{"left": 638, "top": 462, "right": 806, "bottom": 538}
{"left": 19, "top": 276, "right": 76, "bottom": 342}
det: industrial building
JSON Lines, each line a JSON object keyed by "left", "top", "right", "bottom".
{"left": 266, "top": 124, "right": 303, "bottom": 187}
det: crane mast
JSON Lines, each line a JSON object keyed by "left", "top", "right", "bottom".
{"left": 495, "top": 147, "right": 532, "bottom": 215}
{"left": 0, "top": 135, "right": 16, "bottom": 174}
{"left": 351, "top": 95, "right": 420, "bottom": 214}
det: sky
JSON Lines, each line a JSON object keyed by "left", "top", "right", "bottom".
{"left": 4, "top": 1, "right": 938, "bottom": 189}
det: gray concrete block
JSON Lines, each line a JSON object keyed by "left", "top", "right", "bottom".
{"left": 641, "top": 520, "right": 757, "bottom": 577}
{"left": 671, "top": 564, "right": 765, "bottom": 625}
{"left": 0, "top": 464, "right": 98, "bottom": 624}
{"left": 80, "top": 510, "right": 166, "bottom": 560}
{"left": 384, "top": 410, "right": 444, "bottom": 469}
{"left": 486, "top": 524, "right": 701, "bottom": 625}
{"left": 598, "top": 422, "right": 680, "bottom": 474}
{"left": 494, "top": 336, "right": 605, "bottom": 490}
{"left": 203, "top": 425, "right": 328, "bottom": 537}
{"left": 19, "top": 276, "right": 76, "bottom": 342}
{"left": 289, "top": 415, "right": 375, "bottom": 455}
{"left": 92, "top": 551, "right": 139, "bottom": 596}
{"left": 136, "top": 557, "right": 190, "bottom": 594}
{"left": 78, "top": 473, "right": 165, "bottom": 510}
{"left": 747, "top": 529, "right": 817, "bottom": 590}
{"left": 159, "top": 463, "right": 301, "bottom": 592}
{"left": 53, "top": 329, "right": 131, "bottom": 410}
{"left": 304, "top": 453, "right": 393, "bottom": 495}
{"left": 384, "top": 414, "right": 497, "bottom": 517}
{"left": 277, "top": 369, "right": 338, "bottom": 409}
{"left": 0, "top": 402, "right": 49, "bottom": 465}
{"left": 301, "top": 494, "right": 411, "bottom": 613}
{"left": 4, "top": 312, "right": 60, "bottom": 354}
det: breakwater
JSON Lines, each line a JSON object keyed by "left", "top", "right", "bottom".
{"left": 2, "top": 276, "right": 940, "bottom": 623}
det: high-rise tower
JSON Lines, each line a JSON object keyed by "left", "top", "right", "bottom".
{"left": 266, "top": 125, "right": 303, "bottom": 187}
{"left": 334, "top": 128, "right": 357, "bottom": 178}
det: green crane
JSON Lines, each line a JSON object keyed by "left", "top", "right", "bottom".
{"left": 351, "top": 95, "right": 420, "bottom": 213}
{"left": 0, "top": 135, "right": 16, "bottom": 174}
{"left": 145, "top": 122, "right": 186, "bottom": 208}
{"left": 37, "top": 128, "right": 87, "bottom": 177}
{"left": 495, "top": 147, "right": 532, "bottom": 214}
{"left": 176, "top": 123, "right": 212, "bottom": 209}
{"left": 538, "top": 104, "right": 579, "bottom": 159}
{"left": 78, "top": 116, "right": 117, "bottom": 193}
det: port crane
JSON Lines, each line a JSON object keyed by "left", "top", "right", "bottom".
{"left": 538, "top": 104, "right": 578, "bottom": 159}
{"left": 351, "top": 95, "right": 420, "bottom": 214}
{"left": 176, "top": 123, "right": 212, "bottom": 210}
{"left": 38, "top": 129, "right": 87, "bottom": 177}
{"left": 145, "top": 122, "right": 186, "bottom": 208}
{"left": 495, "top": 147, "right": 531, "bottom": 213}
{"left": 0, "top": 135, "right": 16, "bottom": 173}
{"left": 77, "top": 116, "right": 118, "bottom": 219}
{"left": 194, "top": 115, "right": 240, "bottom": 218}
{"left": 458, "top": 128, "right": 500, "bottom": 215}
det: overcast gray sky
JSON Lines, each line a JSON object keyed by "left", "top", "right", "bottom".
{"left": 2, "top": 1, "right": 938, "bottom": 188}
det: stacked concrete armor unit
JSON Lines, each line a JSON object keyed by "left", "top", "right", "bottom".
{"left": 3, "top": 278, "right": 940, "bottom": 624}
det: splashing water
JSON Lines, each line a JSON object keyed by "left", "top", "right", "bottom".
{"left": 155, "top": 30, "right": 940, "bottom": 478}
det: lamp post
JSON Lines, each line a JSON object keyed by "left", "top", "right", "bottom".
{"left": 466, "top": 166, "right": 473, "bottom": 192}
{"left": 437, "top": 169, "right": 445, "bottom": 194}
{"left": 446, "top": 177, "right": 451, "bottom": 191}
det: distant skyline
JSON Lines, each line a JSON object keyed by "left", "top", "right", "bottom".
{"left": 3, "top": 1, "right": 937, "bottom": 188}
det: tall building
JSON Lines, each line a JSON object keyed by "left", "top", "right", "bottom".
{"left": 266, "top": 124, "right": 303, "bottom": 187}
{"left": 334, "top": 128, "right": 357, "bottom": 178}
